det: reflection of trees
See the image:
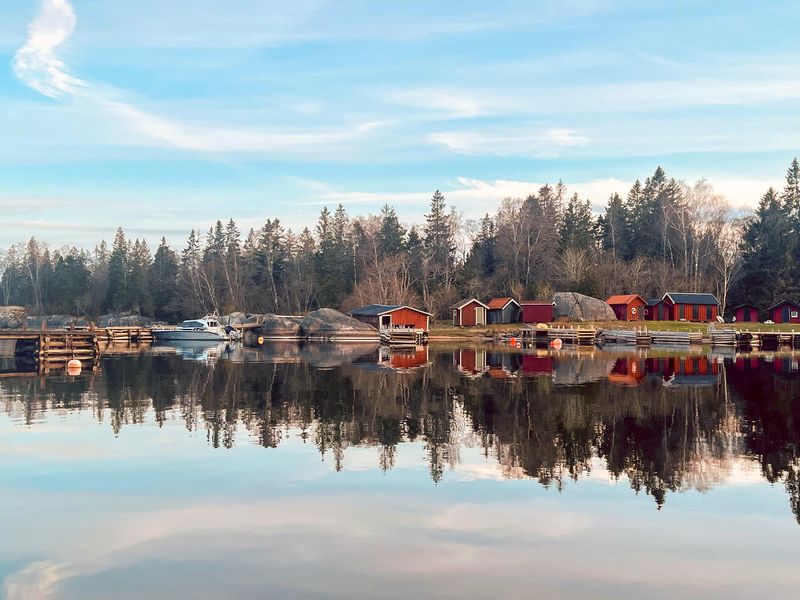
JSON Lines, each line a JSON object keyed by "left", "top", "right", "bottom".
{"left": 1, "top": 348, "right": 799, "bottom": 523}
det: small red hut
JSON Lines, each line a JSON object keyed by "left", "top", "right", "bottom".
{"left": 733, "top": 304, "right": 760, "bottom": 323}
{"left": 606, "top": 294, "right": 646, "bottom": 321}
{"left": 349, "top": 304, "right": 431, "bottom": 332}
{"left": 520, "top": 301, "right": 555, "bottom": 323}
{"left": 451, "top": 298, "right": 489, "bottom": 327}
{"left": 645, "top": 298, "right": 670, "bottom": 321}
{"left": 767, "top": 300, "right": 800, "bottom": 324}
{"left": 662, "top": 293, "right": 720, "bottom": 322}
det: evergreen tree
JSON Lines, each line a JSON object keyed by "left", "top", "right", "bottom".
{"left": 150, "top": 238, "right": 179, "bottom": 320}
{"left": 560, "top": 193, "right": 595, "bottom": 251}
{"left": 423, "top": 190, "right": 455, "bottom": 281}
{"left": 105, "top": 228, "right": 129, "bottom": 312}
{"left": 378, "top": 204, "right": 406, "bottom": 256}
{"left": 129, "top": 239, "right": 154, "bottom": 316}
{"left": 599, "top": 192, "right": 630, "bottom": 258}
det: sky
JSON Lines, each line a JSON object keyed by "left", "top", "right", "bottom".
{"left": 1, "top": 0, "right": 800, "bottom": 248}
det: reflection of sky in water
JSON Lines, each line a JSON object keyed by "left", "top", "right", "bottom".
{"left": 0, "top": 349, "right": 799, "bottom": 599}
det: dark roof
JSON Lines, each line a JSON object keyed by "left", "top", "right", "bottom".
{"left": 646, "top": 298, "right": 665, "bottom": 306}
{"left": 349, "top": 304, "right": 432, "bottom": 317}
{"left": 663, "top": 292, "right": 720, "bottom": 305}
{"left": 732, "top": 303, "right": 760, "bottom": 310}
{"left": 766, "top": 299, "right": 800, "bottom": 311}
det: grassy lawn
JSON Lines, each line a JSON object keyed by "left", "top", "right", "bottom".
{"left": 429, "top": 319, "right": 800, "bottom": 337}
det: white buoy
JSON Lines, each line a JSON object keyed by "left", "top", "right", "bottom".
{"left": 66, "top": 359, "right": 81, "bottom": 376}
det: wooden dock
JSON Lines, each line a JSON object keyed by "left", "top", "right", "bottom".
{"left": 0, "top": 325, "right": 154, "bottom": 364}
{"left": 380, "top": 327, "right": 427, "bottom": 346}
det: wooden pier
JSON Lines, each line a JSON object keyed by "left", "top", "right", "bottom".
{"left": 380, "top": 327, "right": 427, "bottom": 346}
{"left": 0, "top": 325, "right": 154, "bottom": 365}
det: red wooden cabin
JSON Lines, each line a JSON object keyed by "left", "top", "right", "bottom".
{"left": 662, "top": 293, "right": 720, "bottom": 322}
{"left": 606, "top": 294, "right": 646, "bottom": 321}
{"left": 733, "top": 304, "right": 760, "bottom": 323}
{"left": 645, "top": 298, "right": 670, "bottom": 321}
{"left": 349, "top": 304, "right": 432, "bottom": 332}
{"left": 767, "top": 300, "right": 800, "bottom": 324}
{"left": 451, "top": 298, "right": 489, "bottom": 326}
{"left": 520, "top": 301, "right": 555, "bottom": 323}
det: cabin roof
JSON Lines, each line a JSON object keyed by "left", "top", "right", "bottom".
{"left": 732, "top": 303, "right": 760, "bottom": 310}
{"left": 646, "top": 298, "right": 665, "bottom": 306}
{"left": 520, "top": 300, "right": 556, "bottom": 306}
{"left": 349, "top": 304, "right": 432, "bottom": 316}
{"left": 766, "top": 299, "right": 800, "bottom": 311}
{"left": 487, "top": 297, "right": 520, "bottom": 310}
{"left": 663, "top": 292, "right": 720, "bottom": 305}
{"left": 606, "top": 294, "right": 645, "bottom": 305}
{"left": 451, "top": 298, "right": 490, "bottom": 310}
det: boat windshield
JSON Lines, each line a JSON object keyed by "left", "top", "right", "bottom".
{"left": 179, "top": 320, "right": 206, "bottom": 328}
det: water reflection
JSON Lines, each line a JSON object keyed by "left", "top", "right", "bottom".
{"left": 1, "top": 343, "right": 798, "bottom": 527}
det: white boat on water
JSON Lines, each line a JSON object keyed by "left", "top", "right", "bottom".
{"left": 152, "top": 316, "right": 235, "bottom": 342}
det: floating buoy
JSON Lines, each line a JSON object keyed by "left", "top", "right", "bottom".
{"left": 515, "top": 342, "right": 522, "bottom": 349}
{"left": 66, "top": 359, "right": 81, "bottom": 376}
{"left": 550, "top": 338, "right": 563, "bottom": 349}
{"left": 509, "top": 337, "right": 516, "bottom": 346}
{"left": 257, "top": 336, "right": 265, "bottom": 346}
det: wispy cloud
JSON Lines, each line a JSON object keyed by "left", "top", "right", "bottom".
{"left": 428, "top": 127, "right": 590, "bottom": 157}
{"left": 13, "top": 0, "right": 377, "bottom": 154}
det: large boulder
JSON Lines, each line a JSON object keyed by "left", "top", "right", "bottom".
{"left": 24, "top": 315, "right": 89, "bottom": 329}
{"left": 221, "top": 312, "right": 247, "bottom": 326}
{"left": 95, "top": 314, "right": 155, "bottom": 327}
{"left": 300, "top": 308, "right": 380, "bottom": 340}
{"left": 0, "top": 306, "right": 26, "bottom": 329}
{"left": 256, "top": 314, "right": 304, "bottom": 338}
{"left": 553, "top": 292, "right": 617, "bottom": 322}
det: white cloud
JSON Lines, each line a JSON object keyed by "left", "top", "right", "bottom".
{"left": 13, "top": 0, "right": 376, "bottom": 155}
{"left": 428, "top": 127, "right": 590, "bottom": 157}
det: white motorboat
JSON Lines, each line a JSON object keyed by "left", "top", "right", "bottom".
{"left": 152, "top": 316, "right": 234, "bottom": 342}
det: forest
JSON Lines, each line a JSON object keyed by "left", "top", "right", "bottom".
{"left": 2, "top": 159, "right": 800, "bottom": 321}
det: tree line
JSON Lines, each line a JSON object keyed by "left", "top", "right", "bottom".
{"left": 2, "top": 159, "right": 800, "bottom": 320}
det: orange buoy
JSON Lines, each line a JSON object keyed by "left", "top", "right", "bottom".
{"left": 66, "top": 359, "right": 82, "bottom": 376}
{"left": 550, "top": 338, "right": 563, "bottom": 349}
{"left": 509, "top": 337, "right": 516, "bottom": 346}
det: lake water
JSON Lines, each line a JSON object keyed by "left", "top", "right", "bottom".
{"left": 0, "top": 342, "right": 798, "bottom": 599}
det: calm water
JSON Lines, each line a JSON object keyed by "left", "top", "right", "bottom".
{"left": 0, "top": 343, "right": 799, "bottom": 599}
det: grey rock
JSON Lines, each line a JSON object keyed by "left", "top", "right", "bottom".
{"left": 0, "top": 306, "right": 26, "bottom": 329}
{"left": 300, "top": 308, "right": 380, "bottom": 340}
{"left": 256, "top": 314, "right": 304, "bottom": 338}
{"left": 24, "top": 315, "right": 90, "bottom": 329}
{"left": 95, "top": 314, "right": 155, "bottom": 328}
{"left": 553, "top": 292, "right": 617, "bottom": 322}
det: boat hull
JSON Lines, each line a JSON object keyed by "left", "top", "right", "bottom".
{"left": 152, "top": 330, "right": 228, "bottom": 342}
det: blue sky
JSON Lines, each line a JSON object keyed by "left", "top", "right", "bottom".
{"left": 2, "top": 0, "right": 800, "bottom": 248}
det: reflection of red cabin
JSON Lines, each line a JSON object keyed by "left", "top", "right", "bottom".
{"left": 452, "top": 298, "right": 488, "bottom": 326}
{"left": 389, "top": 346, "right": 430, "bottom": 369}
{"left": 662, "top": 293, "right": 720, "bottom": 322}
{"left": 733, "top": 304, "right": 760, "bottom": 323}
{"left": 520, "top": 301, "right": 555, "bottom": 323}
{"left": 607, "top": 294, "right": 646, "bottom": 321}
{"left": 608, "top": 357, "right": 646, "bottom": 386}
{"left": 767, "top": 300, "right": 800, "bottom": 324}
{"left": 453, "top": 348, "right": 487, "bottom": 376}
{"left": 349, "top": 304, "right": 431, "bottom": 331}
{"left": 521, "top": 354, "right": 553, "bottom": 375}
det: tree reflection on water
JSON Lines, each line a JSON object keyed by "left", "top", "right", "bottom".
{"left": 1, "top": 343, "right": 798, "bottom": 523}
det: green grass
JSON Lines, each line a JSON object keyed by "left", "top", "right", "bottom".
{"left": 429, "top": 319, "right": 800, "bottom": 337}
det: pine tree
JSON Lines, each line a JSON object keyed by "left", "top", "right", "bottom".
{"left": 150, "top": 238, "right": 179, "bottom": 320}
{"left": 423, "top": 190, "right": 455, "bottom": 282}
{"left": 105, "top": 228, "right": 129, "bottom": 312}
{"left": 560, "top": 193, "right": 595, "bottom": 251}
{"left": 599, "top": 192, "right": 630, "bottom": 258}
{"left": 378, "top": 204, "right": 406, "bottom": 256}
{"left": 129, "top": 239, "right": 154, "bottom": 316}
